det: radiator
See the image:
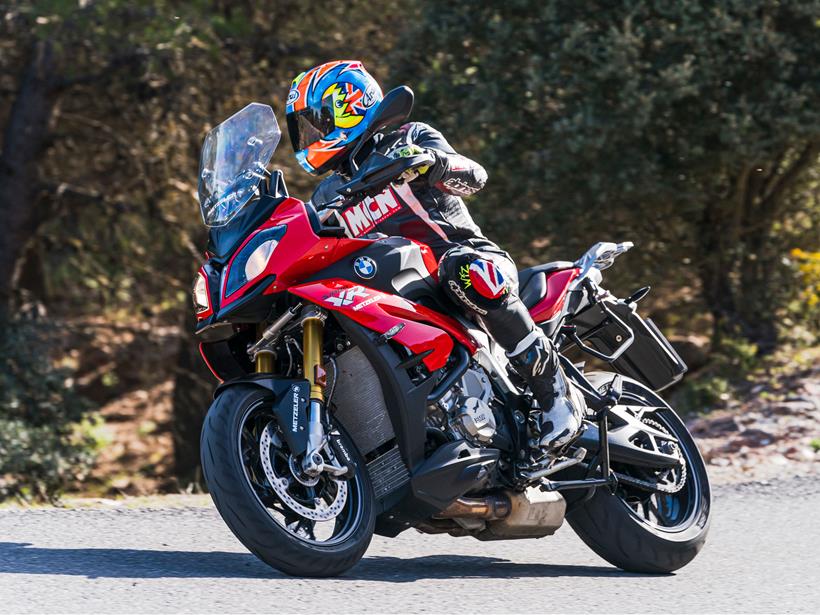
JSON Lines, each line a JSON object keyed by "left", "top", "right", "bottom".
{"left": 328, "top": 346, "right": 396, "bottom": 455}
{"left": 366, "top": 445, "right": 410, "bottom": 500}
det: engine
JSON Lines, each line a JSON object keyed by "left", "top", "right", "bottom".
{"left": 428, "top": 365, "right": 500, "bottom": 446}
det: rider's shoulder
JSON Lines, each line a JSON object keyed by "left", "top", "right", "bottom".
{"left": 399, "top": 121, "right": 443, "bottom": 139}
{"left": 398, "top": 121, "right": 453, "bottom": 153}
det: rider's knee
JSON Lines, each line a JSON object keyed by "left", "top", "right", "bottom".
{"left": 438, "top": 246, "right": 513, "bottom": 315}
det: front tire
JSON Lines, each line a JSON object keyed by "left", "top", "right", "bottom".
{"left": 566, "top": 374, "right": 711, "bottom": 574}
{"left": 201, "top": 384, "right": 375, "bottom": 577}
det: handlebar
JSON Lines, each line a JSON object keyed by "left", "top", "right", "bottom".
{"left": 336, "top": 152, "right": 435, "bottom": 200}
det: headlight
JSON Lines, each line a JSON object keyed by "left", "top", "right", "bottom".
{"left": 224, "top": 225, "right": 286, "bottom": 297}
{"left": 192, "top": 271, "right": 210, "bottom": 313}
{"left": 244, "top": 239, "right": 279, "bottom": 281}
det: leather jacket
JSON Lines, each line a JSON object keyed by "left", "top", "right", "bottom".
{"left": 309, "top": 122, "right": 510, "bottom": 262}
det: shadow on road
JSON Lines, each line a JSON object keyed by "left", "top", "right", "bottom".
{"left": 0, "top": 542, "right": 651, "bottom": 581}
{"left": 351, "top": 555, "right": 651, "bottom": 582}
{"left": 0, "top": 542, "right": 276, "bottom": 580}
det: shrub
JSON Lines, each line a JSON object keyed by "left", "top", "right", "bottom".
{"left": 0, "top": 318, "right": 96, "bottom": 502}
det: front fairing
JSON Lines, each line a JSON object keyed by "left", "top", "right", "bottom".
{"left": 195, "top": 195, "right": 372, "bottom": 333}
{"left": 206, "top": 171, "right": 290, "bottom": 260}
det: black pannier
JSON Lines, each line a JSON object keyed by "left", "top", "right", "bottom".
{"left": 569, "top": 299, "right": 687, "bottom": 391}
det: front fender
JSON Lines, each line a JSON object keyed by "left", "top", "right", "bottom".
{"left": 214, "top": 375, "right": 310, "bottom": 456}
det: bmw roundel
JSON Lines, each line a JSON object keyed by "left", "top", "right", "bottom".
{"left": 353, "top": 256, "right": 377, "bottom": 279}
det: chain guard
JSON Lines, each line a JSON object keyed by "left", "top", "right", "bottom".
{"left": 614, "top": 417, "right": 687, "bottom": 494}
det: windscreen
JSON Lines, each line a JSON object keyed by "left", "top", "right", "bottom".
{"left": 197, "top": 103, "right": 281, "bottom": 227}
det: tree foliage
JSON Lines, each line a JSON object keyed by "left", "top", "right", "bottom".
{"left": 394, "top": 0, "right": 820, "bottom": 349}
{"left": 0, "top": 0, "right": 411, "bottom": 498}
{"left": 0, "top": 0, "right": 818, "bottom": 499}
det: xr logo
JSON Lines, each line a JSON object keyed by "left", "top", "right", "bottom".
{"left": 325, "top": 286, "right": 369, "bottom": 307}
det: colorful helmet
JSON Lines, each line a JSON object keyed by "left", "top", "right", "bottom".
{"left": 285, "top": 60, "right": 383, "bottom": 175}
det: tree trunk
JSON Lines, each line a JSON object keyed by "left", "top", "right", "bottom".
{"left": 735, "top": 229, "right": 780, "bottom": 354}
{"left": 170, "top": 310, "right": 216, "bottom": 487}
{"left": 697, "top": 145, "right": 818, "bottom": 354}
{"left": 697, "top": 180, "right": 744, "bottom": 348}
{"left": 0, "top": 40, "right": 58, "bottom": 317}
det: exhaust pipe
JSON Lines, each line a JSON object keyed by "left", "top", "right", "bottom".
{"left": 434, "top": 495, "right": 511, "bottom": 520}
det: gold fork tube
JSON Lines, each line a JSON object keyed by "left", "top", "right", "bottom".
{"left": 302, "top": 314, "right": 324, "bottom": 402}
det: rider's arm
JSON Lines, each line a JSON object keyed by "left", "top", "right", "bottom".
{"left": 404, "top": 123, "right": 488, "bottom": 197}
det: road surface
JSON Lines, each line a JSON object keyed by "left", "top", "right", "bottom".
{"left": 1, "top": 477, "right": 818, "bottom": 614}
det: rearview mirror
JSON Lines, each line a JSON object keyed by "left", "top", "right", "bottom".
{"left": 348, "top": 86, "right": 414, "bottom": 173}
{"left": 368, "top": 86, "right": 414, "bottom": 134}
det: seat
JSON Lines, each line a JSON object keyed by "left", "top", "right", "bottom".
{"left": 518, "top": 261, "right": 574, "bottom": 309}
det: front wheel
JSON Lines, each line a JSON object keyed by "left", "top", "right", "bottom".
{"left": 566, "top": 373, "right": 711, "bottom": 574}
{"left": 201, "top": 384, "right": 375, "bottom": 577}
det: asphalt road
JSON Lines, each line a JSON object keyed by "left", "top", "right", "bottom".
{"left": 1, "top": 477, "right": 818, "bottom": 614}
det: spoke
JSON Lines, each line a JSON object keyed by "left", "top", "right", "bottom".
{"left": 647, "top": 497, "right": 663, "bottom": 524}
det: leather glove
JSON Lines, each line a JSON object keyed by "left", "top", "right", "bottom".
{"left": 391, "top": 144, "right": 433, "bottom": 184}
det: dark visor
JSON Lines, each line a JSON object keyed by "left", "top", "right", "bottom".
{"left": 286, "top": 101, "right": 335, "bottom": 152}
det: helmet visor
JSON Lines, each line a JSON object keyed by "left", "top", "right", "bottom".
{"left": 287, "top": 102, "right": 335, "bottom": 152}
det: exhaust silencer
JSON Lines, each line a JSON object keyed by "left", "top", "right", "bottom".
{"left": 434, "top": 488, "right": 567, "bottom": 540}
{"left": 434, "top": 495, "right": 511, "bottom": 520}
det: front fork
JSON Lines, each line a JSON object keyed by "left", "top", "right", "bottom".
{"left": 254, "top": 305, "right": 345, "bottom": 477}
{"left": 301, "top": 308, "right": 327, "bottom": 475}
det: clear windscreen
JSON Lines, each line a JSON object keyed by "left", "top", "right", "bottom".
{"left": 197, "top": 103, "right": 281, "bottom": 227}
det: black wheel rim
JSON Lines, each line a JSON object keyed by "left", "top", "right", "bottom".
{"left": 237, "top": 400, "right": 364, "bottom": 546}
{"left": 610, "top": 407, "right": 703, "bottom": 533}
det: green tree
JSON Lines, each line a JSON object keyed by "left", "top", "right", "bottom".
{"left": 1, "top": 0, "right": 414, "bottom": 493}
{"left": 395, "top": 0, "right": 820, "bottom": 351}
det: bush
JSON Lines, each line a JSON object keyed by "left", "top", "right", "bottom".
{"left": 0, "top": 318, "right": 96, "bottom": 502}
{"left": 394, "top": 0, "right": 820, "bottom": 350}
{"left": 788, "top": 248, "right": 820, "bottom": 333}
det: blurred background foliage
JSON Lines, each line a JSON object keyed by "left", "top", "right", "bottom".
{"left": 0, "top": 0, "right": 817, "bottom": 501}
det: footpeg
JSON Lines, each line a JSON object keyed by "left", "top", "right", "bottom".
{"left": 524, "top": 446, "right": 587, "bottom": 481}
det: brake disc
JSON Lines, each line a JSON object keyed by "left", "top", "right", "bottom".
{"left": 259, "top": 422, "right": 347, "bottom": 521}
{"left": 614, "top": 417, "right": 687, "bottom": 494}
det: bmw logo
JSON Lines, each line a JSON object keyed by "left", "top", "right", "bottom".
{"left": 353, "top": 256, "right": 377, "bottom": 279}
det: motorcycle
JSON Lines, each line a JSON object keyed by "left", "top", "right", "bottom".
{"left": 192, "top": 87, "right": 711, "bottom": 578}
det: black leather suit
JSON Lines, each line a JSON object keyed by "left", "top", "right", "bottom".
{"left": 309, "top": 122, "right": 538, "bottom": 351}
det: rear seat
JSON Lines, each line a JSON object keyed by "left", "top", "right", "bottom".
{"left": 517, "top": 261, "right": 575, "bottom": 309}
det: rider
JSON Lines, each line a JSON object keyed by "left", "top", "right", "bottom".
{"left": 285, "top": 60, "right": 581, "bottom": 450}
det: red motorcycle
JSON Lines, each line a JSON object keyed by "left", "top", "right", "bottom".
{"left": 193, "top": 88, "right": 710, "bottom": 577}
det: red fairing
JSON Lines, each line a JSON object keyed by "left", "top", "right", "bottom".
{"left": 199, "top": 343, "right": 223, "bottom": 383}
{"left": 529, "top": 268, "right": 581, "bottom": 323}
{"left": 221, "top": 198, "right": 374, "bottom": 307}
{"left": 289, "top": 279, "right": 479, "bottom": 371}
{"left": 408, "top": 238, "right": 440, "bottom": 281}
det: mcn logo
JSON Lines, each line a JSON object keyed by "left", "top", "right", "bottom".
{"left": 341, "top": 186, "right": 403, "bottom": 236}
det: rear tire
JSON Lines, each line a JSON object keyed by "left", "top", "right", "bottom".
{"left": 566, "top": 374, "right": 711, "bottom": 574}
{"left": 201, "top": 384, "right": 375, "bottom": 577}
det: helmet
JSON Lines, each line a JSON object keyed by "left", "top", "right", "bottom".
{"left": 285, "top": 60, "right": 383, "bottom": 175}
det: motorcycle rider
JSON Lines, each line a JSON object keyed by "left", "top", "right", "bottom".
{"left": 285, "top": 60, "right": 581, "bottom": 449}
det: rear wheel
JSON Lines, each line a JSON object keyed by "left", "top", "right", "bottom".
{"left": 566, "top": 375, "right": 711, "bottom": 573}
{"left": 201, "top": 384, "right": 375, "bottom": 577}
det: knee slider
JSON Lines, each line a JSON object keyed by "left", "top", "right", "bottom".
{"left": 439, "top": 247, "right": 511, "bottom": 313}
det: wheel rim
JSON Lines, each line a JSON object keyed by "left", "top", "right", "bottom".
{"left": 610, "top": 407, "right": 703, "bottom": 533}
{"left": 237, "top": 400, "right": 364, "bottom": 546}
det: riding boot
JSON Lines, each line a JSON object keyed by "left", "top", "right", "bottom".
{"left": 507, "top": 329, "right": 583, "bottom": 449}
